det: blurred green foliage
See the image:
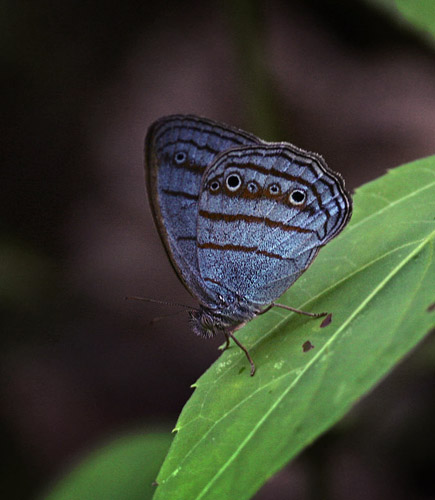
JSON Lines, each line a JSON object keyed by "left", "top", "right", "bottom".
{"left": 365, "top": 0, "right": 435, "bottom": 44}
{"left": 40, "top": 431, "right": 172, "bottom": 500}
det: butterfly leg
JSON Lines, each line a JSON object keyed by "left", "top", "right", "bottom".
{"left": 271, "top": 302, "right": 328, "bottom": 318}
{"left": 227, "top": 331, "right": 256, "bottom": 376}
{"left": 257, "top": 304, "right": 274, "bottom": 315}
{"left": 222, "top": 332, "right": 231, "bottom": 351}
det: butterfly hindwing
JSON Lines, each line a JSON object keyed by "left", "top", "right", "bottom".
{"left": 196, "top": 144, "right": 352, "bottom": 305}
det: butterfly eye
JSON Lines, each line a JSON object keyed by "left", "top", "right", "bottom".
{"left": 174, "top": 151, "right": 187, "bottom": 164}
{"left": 209, "top": 180, "right": 221, "bottom": 192}
{"left": 226, "top": 173, "right": 242, "bottom": 191}
{"left": 289, "top": 189, "right": 306, "bottom": 205}
{"left": 247, "top": 181, "right": 259, "bottom": 193}
{"left": 268, "top": 183, "right": 281, "bottom": 196}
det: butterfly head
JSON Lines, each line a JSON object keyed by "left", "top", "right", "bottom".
{"left": 189, "top": 300, "right": 258, "bottom": 338}
{"left": 189, "top": 307, "right": 227, "bottom": 338}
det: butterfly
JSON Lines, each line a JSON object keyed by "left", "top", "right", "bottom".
{"left": 145, "top": 115, "right": 352, "bottom": 375}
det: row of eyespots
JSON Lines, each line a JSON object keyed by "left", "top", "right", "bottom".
{"left": 209, "top": 172, "right": 307, "bottom": 206}
{"left": 173, "top": 151, "right": 307, "bottom": 206}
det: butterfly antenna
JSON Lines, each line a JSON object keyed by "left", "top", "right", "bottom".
{"left": 145, "top": 309, "right": 186, "bottom": 326}
{"left": 125, "top": 296, "right": 198, "bottom": 311}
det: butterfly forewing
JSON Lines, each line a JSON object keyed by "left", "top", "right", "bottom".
{"left": 145, "top": 115, "right": 260, "bottom": 303}
{"left": 196, "top": 144, "right": 352, "bottom": 305}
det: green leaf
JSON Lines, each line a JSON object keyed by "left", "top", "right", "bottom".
{"left": 153, "top": 157, "right": 435, "bottom": 500}
{"left": 364, "top": 0, "right": 435, "bottom": 45}
{"left": 395, "top": 0, "right": 435, "bottom": 42}
{"left": 40, "top": 431, "right": 172, "bottom": 500}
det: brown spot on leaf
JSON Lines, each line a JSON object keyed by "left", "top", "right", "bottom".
{"left": 320, "top": 313, "right": 333, "bottom": 328}
{"left": 427, "top": 303, "right": 435, "bottom": 312}
{"left": 303, "top": 340, "right": 315, "bottom": 352}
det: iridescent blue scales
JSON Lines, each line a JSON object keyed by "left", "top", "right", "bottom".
{"left": 145, "top": 115, "right": 352, "bottom": 374}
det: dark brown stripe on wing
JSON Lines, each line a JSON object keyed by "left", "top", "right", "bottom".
{"left": 162, "top": 189, "right": 199, "bottom": 201}
{"left": 204, "top": 277, "right": 224, "bottom": 287}
{"left": 198, "top": 210, "right": 312, "bottom": 233}
{"left": 162, "top": 158, "right": 206, "bottom": 176}
{"left": 198, "top": 242, "right": 284, "bottom": 260}
{"left": 176, "top": 235, "right": 196, "bottom": 241}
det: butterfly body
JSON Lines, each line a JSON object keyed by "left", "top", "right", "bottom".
{"left": 145, "top": 115, "right": 352, "bottom": 371}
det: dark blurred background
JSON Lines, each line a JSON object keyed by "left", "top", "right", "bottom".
{"left": 1, "top": 1, "right": 435, "bottom": 499}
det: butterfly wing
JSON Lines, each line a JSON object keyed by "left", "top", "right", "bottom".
{"left": 145, "top": 115, "right": 261, "bottom": 304}
{"left": 196, "top": 143, "right": 352, "bottom": 306}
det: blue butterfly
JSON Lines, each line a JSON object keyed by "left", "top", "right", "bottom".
{"left": 145, "top": 115, "right": 352, "bottom": 375}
